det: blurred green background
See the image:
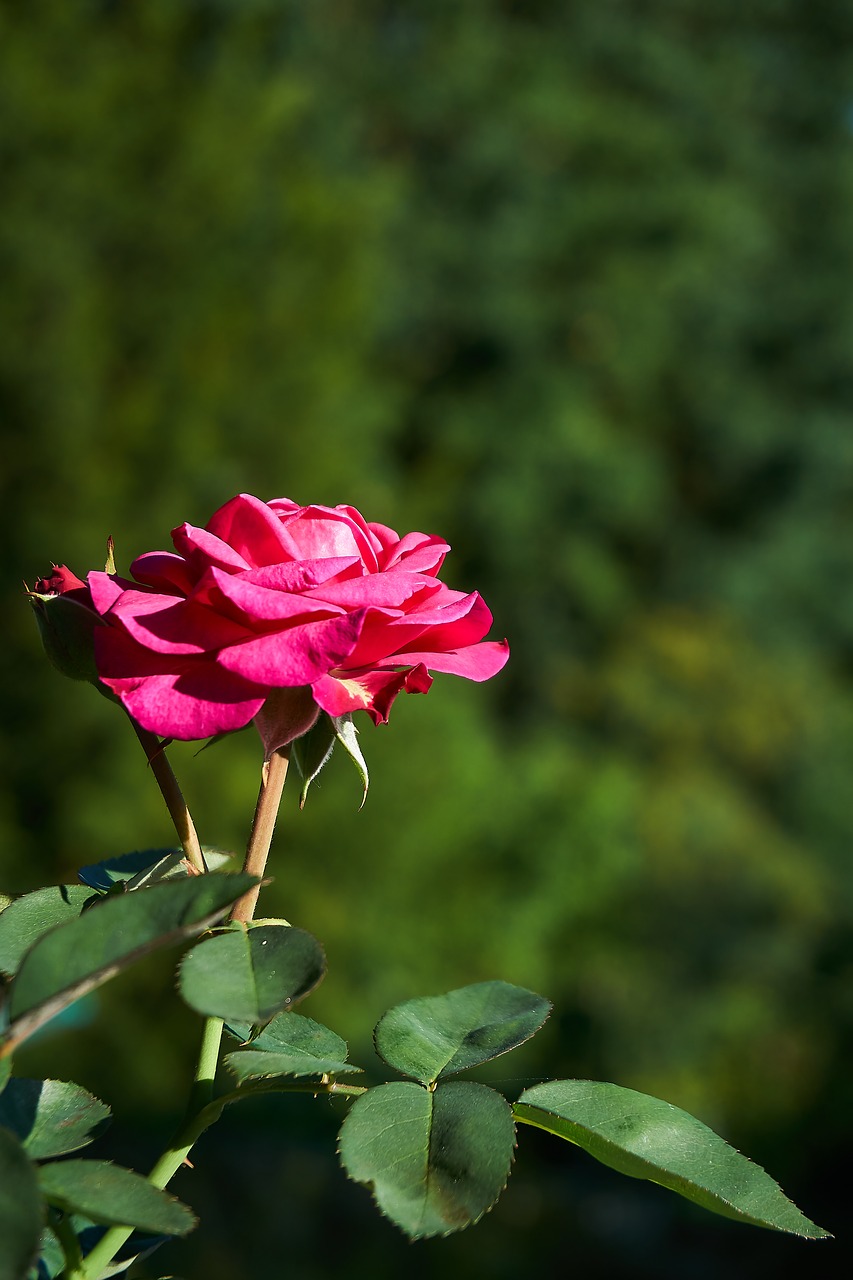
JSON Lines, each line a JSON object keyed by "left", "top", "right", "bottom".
{"left": 2, "top": 0, "right": 852, "bottom": 1275}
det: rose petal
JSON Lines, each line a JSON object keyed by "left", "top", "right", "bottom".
{"left": 217, "top": 611, "right": 365, "bottom": 685}
{"left": 307, "top": 572, "right": 440, "bottom": 611}
{"left": 172, "top": 521, "right": 252, "bottom": 574}
{"left": 341, "top": 590, "right": 488, "bottom": 669}
{"left": 108, "top": 668, "right": 266, "bottom": 739}
{"left": 371, "top": 639, "right": 510, "bottom": 681}
{"left": 246, "top": 557, "right": 361, "bottom": 591}
{"left": 382, "top": 531, "right": 450, "bottom": 576}
{"left": 390, "top": 592, "right": 496, "bottom": 657}
{"left": 88, "top": 571, "right": 138, "bottom": 615}
{"left": 111, "top": 592, "right": 251, "bottom": 655}
{"left": 94, "top": 629, "right": 266, "bottom": 738}
{"left": 279, "top": 504, "right": 379, "bottom": 571}
{"left": 192, "top": 565, "right": 343, "bottom": 626}
{"left": 130, "top": 551, "right": 196, "bottom": 595}
{"left": 365, "top": 520, "right": 400, "bottom": 557}
{"left": 312, "top": 663, "right": 432, "bottom": 724}
{"left": 204, "top": 493, "right": 304, "bottom": 566}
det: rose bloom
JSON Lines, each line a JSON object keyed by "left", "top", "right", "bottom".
{"left": 67, "top": 494, "right": 508, "bottom": 747}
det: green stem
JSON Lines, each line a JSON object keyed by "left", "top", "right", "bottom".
{"left": 68, "top": 1076, "right": 366, "bottom": 1280}
{"left": 68, "top": 748, "right": 294, "bottom": 1279}
{"left": 130, "top": 719, "right": 206, "bottom": 873}
{"left": 188, "top": 1015, "right": 224, "bottom": 1115}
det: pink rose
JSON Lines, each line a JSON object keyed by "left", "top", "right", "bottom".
{"left": 82, "top": 494, "right": 508, "bottom": 746}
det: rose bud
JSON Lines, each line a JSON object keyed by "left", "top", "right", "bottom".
{"left": 28, "top": 565, "right": 102, "bottom": 684}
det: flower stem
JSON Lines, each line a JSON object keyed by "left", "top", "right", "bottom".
{"left": 65, "top": 747, "right": 293, "bottom": 1279}
{"left": 231, "top": 746, "right": 290, "bottom": 924}
{"left": 187, "top": 1015, "right": 225, "bottom": 1114}
{"left": 130, "top": 719, "right": 205, "bottom": 873}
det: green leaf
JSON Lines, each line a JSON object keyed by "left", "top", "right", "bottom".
{"left": 78, "top": 848, "right": 235, "bottom": 892}
{"left": 0, "top": 887, "right": 97, "bottom": 977}
{"left": 225, "top": 1012, "right": 361, "bottom": 1083}
{"left": 76, "top": 844, "right": 234, "bottom": 896}
{"left": 338, "top": 1080, "right": 515, "bottom": 1239}
{"left": 333, "top": 714, "right": 368, "bottom": 808}
{"left": 78, "top": 849, "right": 178, "bottom": 891}
{"left": 0, "top": 1079, "right": 110, "bottom": 1158}
{"left": 374, "top": 981, "right": 552, "bottom": 1087}
{"left": 0, "top": 1058, "right": 10, "bottom": 1095}
{"left": 514, "top": 1080, "right": 830, "bottom": 1238}
{"left": 291, "top": 714, "right": 337, "bottom": 808}
{"left": 27, "top": 1225, "right": 63, "bottom": 1280}
{"left": 0, "top": 1126, "right": 43, "bottom": 1280}
{"left": 178, "top": 922, "right": 325, "bottom": 1023}
{"left": 3, "top": 874, "right": 258, "bottom": 1056}
{"left": 38, "top": 1161, "right": 195, "bottom": 1236}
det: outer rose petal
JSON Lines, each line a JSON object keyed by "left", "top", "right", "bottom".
{"left": 106, "top": 590, "right": 251, "bottom": 655}
{"left": 88, "top": 571, "right": 137, "bottom": 615}
{"left": 130, "top": 551, "right": 195, "bottom": 594}
{"left": 171, "top": 521, "right": 254, "bottom": 574}
{"left": 341, "top": 589, "right": 484, "bottom": 669}
{"left": 372, "top": 639, "right": 510, "bottom": 681}
{"left": 95, "top": 627, "right": 266, "bottom": 738}
{"left": 109, "top": 668, "right": 266, "bottom": 739}
{"left": 312, "top": 664, "right": 433, "bottom": 724}
{"left": 381, "top": 531, "right": 450, "bottom": 576}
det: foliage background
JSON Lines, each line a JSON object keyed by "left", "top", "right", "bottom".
{"left": 2, "top": 1, "right": 852, "bottom": 1275}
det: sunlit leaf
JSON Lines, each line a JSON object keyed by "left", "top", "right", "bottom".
{"left": 78, "top": 848, "right": 236, "bottom": 892}
{"left": 225, "top": 1012, "right": 360, "bottom": 1082}
{"left": 514, "top": 1080, "right": 830, "bottom": 1238}
{"left": 0, "top": 886, "right": 97, "bottom": 977}
{"left": 3, "top": 874, "right": 257, "bottom": 1055}
{"left": 339, "top": 1080, "right": 515, "bottom": 1239}
{"left": 0, "top": 1079, "right": 110, "bottom": 1158}
{"left": 333, "top": 715, "right": 368, "bottom": 809}
{"left": 374, "top": 981, "right": 551, "bottom": 1086}
{"left": 178, "top": 922, "right": 325, "bottom": 1023}
{"left": 38, "top": 1161, "right": 195, "bottom": 1236}
{"left": 77, "top": 849, "right": 178, "bottom": 891}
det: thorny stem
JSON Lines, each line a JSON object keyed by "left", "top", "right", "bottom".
{"left": 67, "top": 1076, "right": 365, "bottom": 1280}
{"left": 130, "top": 719, "right": 205, "bottom": 873}
{"left": 62, "top": 748, "right": 295, "bottom": 1279}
